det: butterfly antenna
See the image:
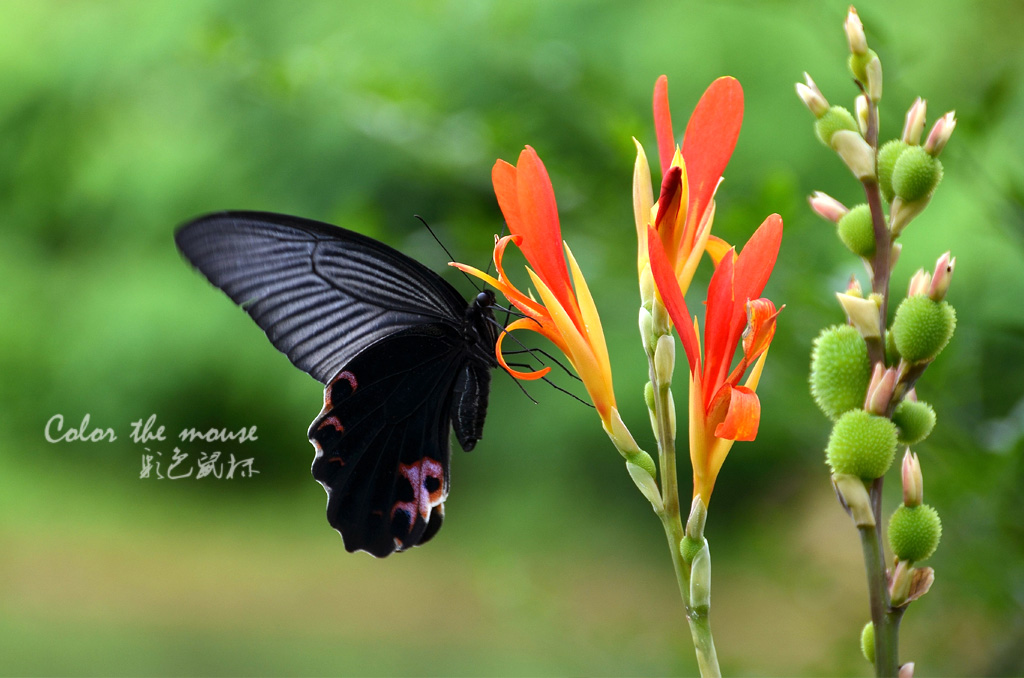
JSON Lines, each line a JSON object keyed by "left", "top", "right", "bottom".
{"left": 498, "top": 363, "right": 539, "bottom": 404}
{"left": 542, "top": 376, "right": 594, "bottom": 409}
{"left": 414, "top": 214, "right": 483, "bottom": 292}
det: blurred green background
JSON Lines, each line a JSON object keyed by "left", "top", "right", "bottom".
{"left": 3, "top": 0, "right": 1023, "bottom": 675}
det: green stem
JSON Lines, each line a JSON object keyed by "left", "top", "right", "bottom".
{"left": 648, "top": 344, "right": 721, "bottom": 677}
{"left": 858, "top": 479, "right": 900, "bottom": 676}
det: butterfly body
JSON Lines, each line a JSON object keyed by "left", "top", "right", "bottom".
{"left": 175, "top": 211, "right": 498, "bottom": 557}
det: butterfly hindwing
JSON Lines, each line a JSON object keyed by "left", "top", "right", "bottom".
{"left": 308, "top": 325, "right": 471, "bottom": 557}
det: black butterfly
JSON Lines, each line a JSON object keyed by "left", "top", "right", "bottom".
{"left": 175, "top": 211, "right": 500, "bottom": 557}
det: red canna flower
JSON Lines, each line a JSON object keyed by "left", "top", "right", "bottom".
{"left": 648, "top": 213, "right": 784, "bottom": 504}
{"left": 452, "top": 146, "right": 619, "bottom": 430}
{"left": 634, "top": 75, "right": 745, "bottom": 297}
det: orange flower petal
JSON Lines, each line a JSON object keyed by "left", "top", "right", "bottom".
{"left": 495, "top": 317, "right": 552, "bottom": 381}
{"left": 653, "top": 75, "right": 675, "bottom": 174}
{"left": 647, "top": 225, "right": 700, "bottom": 373}
{"left": 712, "top": 384, "right": 761, "bottom": 441}
{"left": 742, "top": 298, "right": 782, "bottom": 364}
{"left": 682, "top": 77, "right": 744, "bottom": 233}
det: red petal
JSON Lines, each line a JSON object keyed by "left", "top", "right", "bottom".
{"left": 701, "top": 245, "right": 736, "bottom": 403}
{"left": 734, "top": 213, "right": 783, "bottom": 305}
{"left": 712, "top": 385, "right": 760, "bottom": 441}
{"left": 682, "top": 77, "right": 743, "bottom": 230}
{"left": 647, "top": 226, "right": 700, "bottom": 373}
{"left": 742, "top": 298, "right": 781, "bottom": 363}
{"left": 654, "top": 166, "right": 684, "bottom": 256}
{"left": 508, "top": 147, "right": 576, "bottom": 314}
{"left": 653, "top": 75, "right": 675, "bottom": 175}
{"left": 492, "top": 159, "right": 522, "bottom": 234}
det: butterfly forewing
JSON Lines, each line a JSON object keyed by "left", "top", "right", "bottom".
{"left": 175, "top": 211, "right": 468, "bottom": 384}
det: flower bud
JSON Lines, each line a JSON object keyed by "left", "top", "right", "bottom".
{"left": 639, "top": 262, "right": 656, "bottom": 309}
{"left": 892, "top": 295, "right": 957, "bottom": 363}
{"left": 889, "top": 559, "right": 914, "bottom": 607}
{"left": 836, "top": 291, "right": 882, "bottom": 340}
{"left": 924, "top": 111, "right": 956, "bottom": 157}
{"left": 833, "top": 472, "right": 875, "bottom": 526}
{"left": 890, "top": 195, "right": 930, "bottom": 237}
{"left": 901, "top": 449, "right": 924, "bottom": 507}
{"left": 685, "top": 495, "right": 708, "bottom": 540}
{"left": 907, "top": 269, "right": 930, "bottom": 298}
{"left": 888, "top": 503, "right": 942, "bottom": 562}
{"left": 815, "top": 106, "right": 859, "bottom": 146}
{"left": 900, "top": 662, "right": 917, "bottom": 678}
{"left": 811, "top": 325, "right": 872, "bottom": 420}
{"left": 826, "top": 409, "right": 898, "bottom": 479}
{"left": 855, "top": 94, "right": 869, "bottom": 135}
{"left": 893, "top": 399, "right": 936, "bottom": 445}
{"left": 832, "top": 130, "right": 876, "bottom": 181}
{"left": 845, "top": 7, "right": 868, "bottom": 55}
{"left": 865, "top": 364, "right": 898, "bottom": 415}
{"left": 902, "top": 97, "right": 927, "bottom": 145}
{"left": 605, "top": 407, "right": 642, "bottom": 456}
{"left": 796, "top": 73, "right": 830, "bottom": 118}
{"left": 689, "top": 540, "right": 711, "bottom": 611}
{"left": 666, "top": 389, "right": 677, "bottom": 440}
{"left": 644, "top": 380, "right": 656, "bottom": 412}
{"left": 877, "top": 139, "right": 909, "bottom": 203}
{"left": 652, "top": 296, "right": 671, "bottom": 336}
{"left": 928, "top": 251, "right": 955, "bottom": 301}
{"left": 892, "top": 146, "right": 943, "bottom": 202}
{"left": 627, "top": 456, "right": 663, "bottom": 510}
{"left": 654, "top": 334, "right": 675, "bottom": 385}
{"left": 865, "top": 54, "right": 882, "bottom": 102}
{"left": 639, "top": 306, "right": 655, "bottom": 353}
{"left": 836, "top": 203, "right": 876, "bottom": 257}
{"left": 809, "top": 191, "right": 849, "bottom": 223}
{"left": 861, "top": 622, "right": 875, "bottom": 664}
{"left": 890, "top": 243, "right": 902, "bottom": 272}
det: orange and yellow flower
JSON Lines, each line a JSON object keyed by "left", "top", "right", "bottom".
{"left": 648, "top": 213, "right": 784, "bottom": 504}
{"left": 452, "top": 146, "right": 618, "bottom": 430}
{"left": 634, "top": 75, "right": 744, "bottom": 298}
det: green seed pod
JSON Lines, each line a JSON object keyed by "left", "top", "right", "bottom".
{"left": 848, "top": 48, "right": 879, "bottom": 83}
{"left": 888, "top": 503, "right": 942, "bottom": 562}
{"left": 892, "top": 145, "right": 943, "bottom": 202}
{"left": 860, "top": 622, "right": 875, "bottom": 664}
{"left": 811, "top": 325, "right": 872, "bottom": 420}
{"left": 815, "top": 106, "right": 859, "bottom": 147}
{"left": 884, "top": 329, "right": 901, "bottom": 367}
{"left": 892, "top": 399, "right": 937, "bottom": 445}
{"left": 877, "top": 139, "right": 909, "bottom": 203}
{"left": 892, "top": 295, "right": 957, "bottom": 363}
{"left": 826, "top": 409, "right": 898, "bottom": 479}
{"left": 837, "top": 203, "right": 876, "bottom": 257}
{"left": 644, "top": 381, "right": 656, "bottom": 412}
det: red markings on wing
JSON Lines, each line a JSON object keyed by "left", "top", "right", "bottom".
{"left": 317, "top": 415, "right": 344, "bottom": 432}
{"left": 391, "top": 457, "right": 446, "bottom": 525}
{"left": 327, "top": 456, "right": 344, "bottom": 466}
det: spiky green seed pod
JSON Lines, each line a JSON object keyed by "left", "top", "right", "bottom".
{"left": 892, "top": 295, "right": 957, "bottom": 363}
{"left": 892, "top": 145, "right": 943, "bottom": 202}
{"left": 889, "top": 503, "right": 942, "bottom": 562}
{"left": 892, "top": 399, "right": 937, "bottom": 445}
{"left": 848, "top": 49, "right": 879, "bottom": 83}
{"left": 837, "top": 204, "right": 876, "bottom": 257}
{"left": 811, "top": 325, "right": 872, "bottom": 420}
{"left": 877, "top": 139, "right": 909, "bottom": 203}
{"left": 826, "top": 409, "right": 898, "bottom": 479}
{"left": 815, "top": 106, "right": 859, "bottom": 147}
{"left": 884, "top": 329, "right": 901, "bottom": 367}
{"left": 860, "top": 622, "right": 875, "bottom": 664}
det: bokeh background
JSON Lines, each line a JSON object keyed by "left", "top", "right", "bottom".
{"left": 3, "top": 0, "right": 1023, "bottom": 675}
